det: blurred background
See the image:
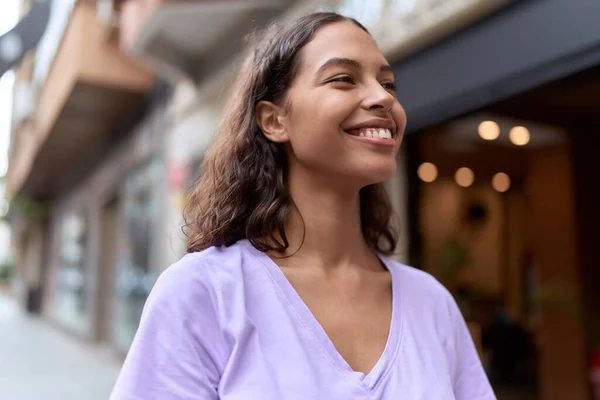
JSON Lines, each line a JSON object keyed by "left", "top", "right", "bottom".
{"left": 0, "top": 0, "right": 599, "bottom": 399}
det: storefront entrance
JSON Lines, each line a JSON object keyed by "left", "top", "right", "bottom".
{"left": 404, "top": 64, "right": 600, "bottom": 399}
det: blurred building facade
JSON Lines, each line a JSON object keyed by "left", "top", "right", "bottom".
{"left": 6, "top": 0, "right": 160, "bottom": 351}
{"left": 391, "top": 1, "right": 600, "bottom": 399}
{"left": 5, "top": 0, "right": 599, "bottom": 399}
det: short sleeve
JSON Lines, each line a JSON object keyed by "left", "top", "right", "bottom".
{"left": 447, "top": 294, "right": 497, "bottom": 400}
{"left": 110, "top": 255, "right": 227, "bottom": 400}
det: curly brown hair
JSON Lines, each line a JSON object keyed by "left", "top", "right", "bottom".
{"left": 183, "top": 12, "right": 398, "bottom": 255}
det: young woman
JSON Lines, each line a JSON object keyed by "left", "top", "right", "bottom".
{"left": 111, "top": 12, "right": 495, "bottom": 400}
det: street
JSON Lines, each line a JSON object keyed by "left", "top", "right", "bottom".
{"left": 0, "top": 294, "right": 121, "bottom": 400}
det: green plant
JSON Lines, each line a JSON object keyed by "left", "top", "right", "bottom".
{"left": 439, "top": 235, "right": 469, "bottom": 285}
{"left": 5, "top": 194, "right": 51, "bottom": 220}
{"left": 0, "top": 261, "right": 14, "bottom": 283}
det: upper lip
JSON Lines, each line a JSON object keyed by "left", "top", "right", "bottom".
{"left": 343, "top": 118, "right": 397, "bottom": 136}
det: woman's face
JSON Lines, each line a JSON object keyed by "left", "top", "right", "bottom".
{"left": 279, "top": 21, "right": 406, "bottom": 188}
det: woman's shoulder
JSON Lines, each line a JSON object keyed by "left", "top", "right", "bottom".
{"left": 163, "top": 240, "right": 250, "bottom": 277}
{"left": 150, "top": 241, "right": 251, "bottom": 306}
{"left": 383, "top": 257, "right": 454, "bottom": 303}
{"left": 383, "top": 258, "right": 465, "bottom": 330}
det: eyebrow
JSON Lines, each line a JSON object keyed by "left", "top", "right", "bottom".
{"left": 317, "top": 57, "right": 393, "bottom": 74}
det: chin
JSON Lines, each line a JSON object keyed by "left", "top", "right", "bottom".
{"left": 355, "top": 160, "right": 397, "bottom": 186}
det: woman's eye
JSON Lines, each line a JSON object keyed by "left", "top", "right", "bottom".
{"left": 329, "top": 75, "right": 354, "bottom": 84}
{"left": 382, "top": 82, "right": 396, "bottom": 91}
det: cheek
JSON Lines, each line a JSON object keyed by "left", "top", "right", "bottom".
{"left": 286, "top": 94, "right": 352, "bottom": 150}
{"left": 283, "top": 91, "right": 397, "bottom": 184}
{"left": 392, "top": 103, "right": 407, "bottom": 139}
{"left": 287, "top": 124, "right": 342, "bottom": 168}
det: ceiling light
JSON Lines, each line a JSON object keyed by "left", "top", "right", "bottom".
{"left": 478, "top": 120, "right": 500, "bottom": 140}
{"left": 492, "top": 172, "right": 511, "bottom": 193}
{"left": 417, "top": 162, "right": 438, "bottom": 183}
{"left": 455, "top": 167, "right": 474, "bottom": 188}
{"left": 509, "top": 126, "right": 530, "bottom": 146}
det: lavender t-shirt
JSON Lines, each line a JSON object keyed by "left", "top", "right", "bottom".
{"left": 111, "top": 240, "right": 495, "bottom": 399}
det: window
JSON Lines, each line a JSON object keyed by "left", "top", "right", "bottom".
{"left": 56, "top": 212, "right": 89, "bottom": 333}
{"left": 114, "top": 159, "right": 163, "bottom": 351}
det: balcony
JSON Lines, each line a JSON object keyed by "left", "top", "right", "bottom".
{"left": 6, "top": 2, "right": 154, "bottom": 200}
{"left": 118, "top": 0, "right": 290, "bottom": 82}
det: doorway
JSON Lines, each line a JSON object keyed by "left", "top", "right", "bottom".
{"left": 406, "top": 101, "right": 591, "bottom": 399}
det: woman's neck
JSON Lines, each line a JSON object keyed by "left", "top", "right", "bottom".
{"left": 273, "top": 172, "right": 377, "bottom": 271}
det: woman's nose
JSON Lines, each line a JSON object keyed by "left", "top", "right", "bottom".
{"left": 361, "top": 82, "right": 395, "bottom": 112}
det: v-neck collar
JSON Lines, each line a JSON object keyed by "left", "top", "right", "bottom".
{"left": 242, "top": 240, "right": 403, "bottom": 392}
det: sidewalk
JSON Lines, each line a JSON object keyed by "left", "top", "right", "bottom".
{"left": 0, "top": 294, "right": 122, "bottom": 400}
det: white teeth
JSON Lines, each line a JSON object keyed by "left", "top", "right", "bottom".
{"left": 351, "top": 127, "right": 393, "bottom": 139}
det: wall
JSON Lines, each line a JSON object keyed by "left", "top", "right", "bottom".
{"left": 571, "top": 131, "right": 600, "bottom": 354}
{"left": 505, "top": 191, "right": 531, "bottom": 322}
{"left": 420, "top": 179, "right": 504, "bottom": 296}
{"left": 44, "top": 99, "right": 166, "bottom": 341}
{"left": 0, "top": 222, "right": 12, "bottom": 264}
{"left": 161, "top": 80, "right": 225, "bottom": 265}
{"left": 529, "top": 143, "right": 588, "bottom": 400}
{"left": 23, "top": 222, "right": 43, "bottom": 294}
{"left": 384, "top": 148, "right": 410, "bottom": 264}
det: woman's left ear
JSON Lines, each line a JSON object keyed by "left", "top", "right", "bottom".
{"left": 255, "top": 101, "right": 289, "bottom": 143}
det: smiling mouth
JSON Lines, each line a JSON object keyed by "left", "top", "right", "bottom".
{"left": 344, "top": 127, "right": 393, "bottom": 139}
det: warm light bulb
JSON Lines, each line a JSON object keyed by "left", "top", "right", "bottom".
{"left": 509, "top": 126, "right": 530, "bottom": 146}
{"left": 417, "top": 162, "right": 438, "bottom": 183}
{"left": 478, "top": 120, "right": 500, "bottom": 140}
{"left": 492, "top": 172, "right": 511, "bottom": 193}
{"left": 455, "top": 167, "right": 474, "bottom": 187}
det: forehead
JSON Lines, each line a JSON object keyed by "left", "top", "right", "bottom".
{"left": 299, "top": 20, "right": 387, "bottom": 71}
